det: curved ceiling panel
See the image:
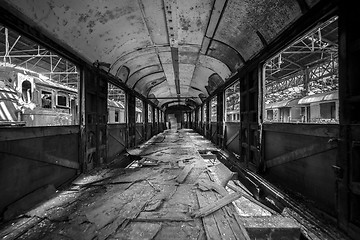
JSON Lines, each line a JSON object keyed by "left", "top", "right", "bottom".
{"left": 149, "top": 84, "right": 172, "bottom": 99}
{"left": 119, "top": 52, "right": 160, "bottom": 80}
{"left": 133, "top": 72, "right": 165, "bottom": 92}
{"left": 110, "top": 48, "right": 156, "bottom": 76}
{"left": 189, "top": 66, "right": 214, "bottom": 96}
{"left": 179, "top": 51, "right": 199, "bottom": 65}
{"left": 145, "top": 81, "right": 169, "bottom": 97}
{"left": 177, "top": 0, "right": 213, "bottom": 45}
{"left": 161, "top": 62, "right": 176, "bottom": 95}
{"left": 189, "top": 60, "right": 231, "bottom": 95}
{"left": 5, "top": 0, "right": 153, "bottom": 64}
{"left": 142, "top": 78, "right": 166, "bottom": 96}
{"left": 206, "top": 73, "right": 224, "bottom": 95}
{"left": 140, "top": 0, "right": 168, "bottom": 45}
{"left": 127, "top": 64, "right": 163, "bottom": 86}
{"left": 179, "top": 64, "right": 195, "bottom": 89}
{"left": 207, "top": 40, "right": 244, "bottom": 72}
{"left": 116, "top": 66, "right": 130, "bottom": 82}
{"left": 2, "top": 0, "right": 328, "bottom": 111}
{"left": 167, "top": 101, "right": 186, "bottom": 108}
{"left": 214, "top": 0, "right": 302, "bottom": 62}
{"left": 252, "top": 1, "right": 302, "bottom": 44}
{"left": 188, "top": 88, "right": 203, "bottom": 105}
{"left": 198, "top": 55, "right": 231, "bottom": 81}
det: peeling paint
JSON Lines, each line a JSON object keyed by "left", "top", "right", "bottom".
{"left": 3, "top": 0, "right": 315, "bottom": 107}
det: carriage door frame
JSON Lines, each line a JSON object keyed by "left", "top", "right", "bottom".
{"left": 239, "top": 68, "right": 261, "bottom": 171}
{"left": 338, "top": 3, "right": 360, "bottom": 238}
{"left": 83, "top": 68, "right": 108, "bottom": 171}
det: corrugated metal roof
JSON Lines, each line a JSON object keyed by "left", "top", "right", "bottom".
{"left": 266, "top": 98, "right": 301, "bottom": 109}
{"left": 298, "top": 91, "right": 338, "bottom": 104}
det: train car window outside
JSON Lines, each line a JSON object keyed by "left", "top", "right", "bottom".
{"left": 225, "top": 81, "right": 240, "bottom": 122}
{"left": 154, "top": 108, "right": 158, "bottom": 123}
{"left": 0, "top": 24, "right": 80, "bottom": 127}
{"left": 21, "top": 80, "right": 32, "bottom": 103}
{"left": 115, "top": 111, "right": 119, "bottom": 122}
{"left": 108, "top": 83, "right": 126, "bottom": 123}
{"left": 211, "top": 96, "right": 217, "bottom": 122}
{"left": 263, "top": 16, "right": 338, "bottom": 124}
{"left": 135, "top": 98, "right": 143, "bottom": 123}
{"left": 148, "top": 105, "right": 152, "bottom": 123}
{"left": 57, "top": 94, "right": 68, "bottom": 107}
{"left": 41, "top": 91, "right": 52, "bottom": 108}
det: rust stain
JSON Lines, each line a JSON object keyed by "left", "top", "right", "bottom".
{"left": 196, "top": 18, "right": 202, "bottom": 28}
{"left": 78, "top": 13, "right": 89, "bottom": 23}
{"left": 87, "top": 21, "right": 95, "bottom": 29}
{"left": 62, "top": 19, "right": 68, "bottom": 26}
{"left": 180, "top": 16, "right": 191, "bottom": 31}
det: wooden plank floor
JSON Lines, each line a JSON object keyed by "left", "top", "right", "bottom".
{"left": 0, "top": 129, "right": 301, "bottom": 240}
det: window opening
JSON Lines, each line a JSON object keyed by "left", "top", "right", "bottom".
{"left": 21, "top": 80, "right": 32, "bottom": 103}
{"left": 108, "top": 83, "right": 126, "bottom": 123}
{"left": 211, "top": 96, "right": 217, "bottom": 122}
{"left": 263, "top": 16, "right": 338, "bottom": 124}
{"left": 41, "top": 90, "right": 52, "bottom": 108}
{"left": 0, "top": 24, "right": 80, "bottom": 126}
{"left": 148, "top": 105, "right": 153, "bottom": 123}
{"left": 115, "top": 111, "right": 119, "bottom": 122}
{"left": 135, "top": 98, "right": 143, "bottom": 123}
{"left": 57, "top": 93, "right": 68, "bottom": 107}
{"left": 225, "top": 81, "right": 240, "bottom": 122}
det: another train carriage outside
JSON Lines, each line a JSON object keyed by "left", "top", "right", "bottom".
{"left": 265, "top": 90, "right": 339, "bottom": 123}
{"left": 0, "top": 66, "right": 78, "bottom": 126}
{"left": 108, "top": 99, "right": 125, "bottom": 123}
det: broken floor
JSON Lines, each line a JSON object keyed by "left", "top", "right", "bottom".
{"left": 0, "top": 129, "right": 301, "bottom": 240}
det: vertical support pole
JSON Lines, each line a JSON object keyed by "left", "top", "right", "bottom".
{"left": 206, "top": 101, "right": 210, "bottom": 138}
{"left": 144, "top": 101, "right": 149, "bottom": 140}
{"left": 127, "top": 93, "right": 136, "bottom": 147}
{"left": 217, "top": 91, "right": 224, "bottom": 147}
{"left": 79, "top": 66, "right": 86, "bottom": 173}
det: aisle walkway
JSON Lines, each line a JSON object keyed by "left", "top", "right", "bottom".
{"left": 0, "top": 129, "right": 300, "bottom": 240}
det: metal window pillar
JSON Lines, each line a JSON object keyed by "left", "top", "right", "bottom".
{"left": 217, "top": 92, "right": 224, "bottom": 147}
{"left": 127, "top": 93, "right": 136, "bottom": 147}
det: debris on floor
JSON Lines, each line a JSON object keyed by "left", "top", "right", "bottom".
{"left": 0, "top": 129, "right": 303, "bottom": 240}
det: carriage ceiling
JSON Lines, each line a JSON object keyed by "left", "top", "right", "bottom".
{"left": 1, "top": 0, "right": 325, "bottom": 110}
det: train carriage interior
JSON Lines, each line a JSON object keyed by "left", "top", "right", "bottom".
{"left": 0, "top": 0, "right": 359, "bottom": 239}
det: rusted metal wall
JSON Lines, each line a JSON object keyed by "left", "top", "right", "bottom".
{"left": 146, "top": 122, "right": 152, "bottom": 140}
{"left": 224, "top": 122, "right": 240, "bottom": 155}
{"left": 127, "top": 93, "right": 136, "bottom": 148}
{"left": 338, "top": 2, "right": 360, "bottom": 236}
{"left": 135, "top": 123, "right": 144, "bottom": 145}
{"left": 84, "top": 70, "right": 108, "bottom": 171}
{"left": 107, "top": 123, "right": 127, "bottom": 162}
{"left": 263, "top": 123, "right": 339, "bottom": 216}
{"left": 239, "top": 69, "right": 261, "bottom": 171}
{"left": 0, "top": 126, "right": 79, "bottom": 217}
{"left": 210, "top": 122, "right": 217, "bottom": 143}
